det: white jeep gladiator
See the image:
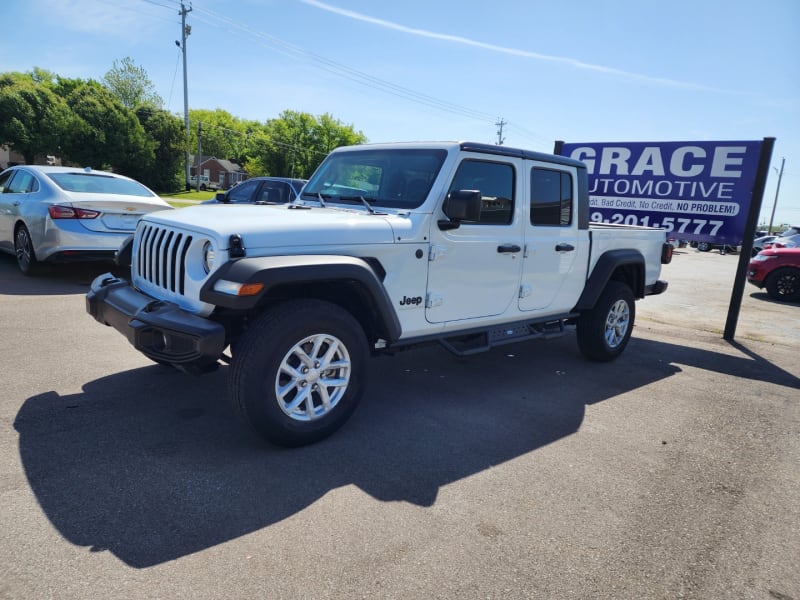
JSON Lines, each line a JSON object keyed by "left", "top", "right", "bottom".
{"left": 87, "top": 141, "right": 671, "bottom": 446}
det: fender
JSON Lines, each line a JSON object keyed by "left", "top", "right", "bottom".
{"left": 572, "top": 249, "right": 645, "bottom": 311}
{"left": 200, "top": 255, "right": 402, "bottom": 341}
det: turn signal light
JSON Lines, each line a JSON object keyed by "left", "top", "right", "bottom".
{"left": 213, "top": 279, "right": 265, "bottom": 296}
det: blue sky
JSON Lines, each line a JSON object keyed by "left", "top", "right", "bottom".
{"left": 3, "top": 0, "right": 799, "bottom": 227}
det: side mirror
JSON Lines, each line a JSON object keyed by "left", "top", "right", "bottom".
{"left": 440, "top": 190, "right": 481, "bottom": 229}
{"left": 215, "top": 192, "right": 228, "bottom": 203}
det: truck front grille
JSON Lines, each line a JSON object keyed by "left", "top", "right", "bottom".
{"left": 135, "top": 224, "right": 193, "bottom": 295}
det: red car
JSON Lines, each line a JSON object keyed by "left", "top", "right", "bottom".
{"left": 747, "top": 247, "right": 800, "bottom": 301}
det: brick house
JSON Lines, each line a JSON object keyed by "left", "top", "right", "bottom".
{"left": 189, "top": 156, "right": 247, "bottom": 190}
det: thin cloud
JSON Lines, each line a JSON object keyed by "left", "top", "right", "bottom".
{"left": 301, "top": 0, "right": 745, "bottom": 94}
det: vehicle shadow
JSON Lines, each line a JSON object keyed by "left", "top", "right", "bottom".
{"left": 0, "top": 254, "right": 119, "bottom": 296}
{"left": 14, "top": 335, "right": 798, "bottom": 568}
{"left": 748, "top": 290, "right": 799, "bottom": 305}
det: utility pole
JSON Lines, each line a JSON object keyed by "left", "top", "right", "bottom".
{"left": 768, "top": 157, "right": 785, "bottom": 234}
{"left": 196, "top": 122, "right": 202, "bottom": 191}
{"left": 495, "top": 118, "right": 506, "bottom": 146}
{"left": 179, "top": 1, "right": 192, "bottom": 190}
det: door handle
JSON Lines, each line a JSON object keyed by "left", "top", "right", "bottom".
{"left": 497, "top": 244, "right": 521, "bottom": 253}
{"left": 555, "top": 243, "right": 575, "bottom": 252}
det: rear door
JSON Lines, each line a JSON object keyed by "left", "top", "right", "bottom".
{"left": 518, "top": 161, "right": 589, "bottom": 312}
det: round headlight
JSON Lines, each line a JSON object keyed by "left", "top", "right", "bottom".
{"left": 202, "top": 240, "right": 215, "bottom": 274}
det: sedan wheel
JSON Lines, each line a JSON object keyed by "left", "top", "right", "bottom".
{"left": 14, "top": 225, "right": 39, "bottom": 275}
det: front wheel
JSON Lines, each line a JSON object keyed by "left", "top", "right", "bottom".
{"left": 697, "top": 241, "right": 711, "bottom": 252}
{"left": 229, "top": 299, "right": 368, "bottom": 447}
{"left": 576, "top": 281, "right": 636, "bottom": 362}
{"left": 765, "top": 267, "right": 800, "bottom": 302}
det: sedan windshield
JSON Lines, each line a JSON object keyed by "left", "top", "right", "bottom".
{"left": 48, "top": 172, "right": 156, "bottom": 197}
{"left": 303, "top": 148, "right": 447, "bottom": 209}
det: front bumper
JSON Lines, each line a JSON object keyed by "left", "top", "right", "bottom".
{"left": 747, "top": 274, "right": 766, "bottom": 289}
{"left": 86, "top": 273, "right": 226, "bottom": 373}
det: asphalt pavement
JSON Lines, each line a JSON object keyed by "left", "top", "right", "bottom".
{"left": 0, "top": 248, "right": 797, "bottom": 599}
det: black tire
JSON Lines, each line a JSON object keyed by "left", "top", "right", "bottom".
{"left": 229, "top": 299, "right": 368, "bottom": 447}
{"left": 697, "top": 242, "right": 711, "bottom": 252}
{"left": 576, "top": 281, "right": 636, "bottom": 362}
{"left": 14, "top": 224, "right": 40, "bottom": 275}
{"left": 765, "top": 267, "right": 800, "bottom": 302}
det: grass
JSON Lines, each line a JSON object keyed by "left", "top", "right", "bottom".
{"left": 160, "top": 188, "right": 217, "bottom": 209}
{"left": 161, "top": 189, "right": 217, "bottom": 201}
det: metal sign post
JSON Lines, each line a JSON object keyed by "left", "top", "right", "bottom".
{"left": 723, "top": 137, "right": 775, "bottom": 340}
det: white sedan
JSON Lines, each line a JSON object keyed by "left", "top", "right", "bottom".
{"left": 0, "top": 165, "right": 173, "bottom": 275}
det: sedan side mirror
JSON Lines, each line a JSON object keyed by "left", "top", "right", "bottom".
{"left": 215, "top": 192, "right": 228, "bottom": 203}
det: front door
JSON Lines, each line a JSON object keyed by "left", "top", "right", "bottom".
{"left": 426, "top": 156, "right": 523, "bottom": 324}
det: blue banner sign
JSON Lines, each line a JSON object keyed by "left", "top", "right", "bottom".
{"left": 558, "top": 140, "right": 764, "bottom": 244}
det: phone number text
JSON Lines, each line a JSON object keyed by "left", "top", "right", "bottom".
{"left": 590, "top": 212, "right": 723, "bottom": 235}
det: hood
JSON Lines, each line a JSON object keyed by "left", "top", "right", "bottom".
{"left": 144, "top": 203, "right": 400, "bottom": 248}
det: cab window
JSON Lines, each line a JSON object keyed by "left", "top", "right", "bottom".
{"left": 448, "top": 160, "right": 514, "bottom": 225}
{"left": 530, "top": 168, "right": 572, "bottom": 226}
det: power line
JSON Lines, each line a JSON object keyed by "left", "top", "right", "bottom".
{"left": 139, "top": 1, "right": 551, "bottom": 145}
{"left": 95, "top": 0, "right": 179, "bottom": 24}
{"left": 185, "top": 5, "right": 498, "bottom": 123}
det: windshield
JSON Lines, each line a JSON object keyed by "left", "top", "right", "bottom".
{"left": 303, "top": 148, "right": 447, "bottom": 209}
{"left": 48, "top": 172, "right": 156, "bottom": 197}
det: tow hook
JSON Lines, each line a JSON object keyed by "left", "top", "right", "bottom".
{"left": 143, "top": 300, "right": 165, "bottom": 313}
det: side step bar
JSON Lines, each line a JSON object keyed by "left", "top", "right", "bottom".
{"left": 438, "top": 320, "right": 567, "bottom": 357}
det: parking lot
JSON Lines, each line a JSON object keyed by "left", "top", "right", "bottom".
{"left": 0, "top": 248, "right": 798, "bottom": 599}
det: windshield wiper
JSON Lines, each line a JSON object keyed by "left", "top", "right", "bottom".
{"left": 301, "top": 192, "right": 386, "bottom": 214}
{"left": 334, "top": 195, "right": 386, "bottom": 215}
{"left": 299, "top": 191, "right": 329, "bottom": 207}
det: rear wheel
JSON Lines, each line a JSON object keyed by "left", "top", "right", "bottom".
{"left": 229, "top": 299, "right": 368, "bottom": 447}
{"left": 576, "top": 281, "right": 636, "bottom": 362}
{"left": 765, "top": 267, "right": 800, "bottom": 302}
{"left": 14, "top": 224, "right": 40, "bottom": 275}
{"left": 697, "top": 241, "right": 711, "bottom": 252}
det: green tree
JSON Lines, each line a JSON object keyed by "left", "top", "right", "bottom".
{"left": 188, "top": 108, "right": 256, "bottom": 163}
{"left": 0, "top": 72, "right": 71, "bottom": 165}
{"left": 244, "top": 110, "right": 366, "bottom": 179}
{"left": 133, "top": 106, "right": 185, "bottom": 192}
{"left": 61, "top": 80, "right": 152, "bottom": 173}
{"left": 103, "top": 56, "right": 163, "bottom": 109}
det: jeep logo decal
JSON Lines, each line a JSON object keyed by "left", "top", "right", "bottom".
{"left": 399, "top": 295, "right": 423, "bottom": 306}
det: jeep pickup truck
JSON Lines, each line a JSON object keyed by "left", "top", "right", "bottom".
{"left": 87, "top": 141, "right": 671, "bottom": 446}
